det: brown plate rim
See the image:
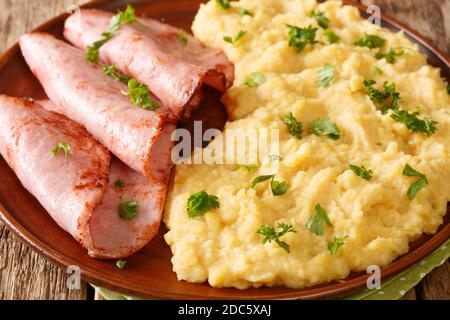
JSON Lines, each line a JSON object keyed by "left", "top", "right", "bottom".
{"left": 0, "top": 0, "right": 449, "bottom": 300}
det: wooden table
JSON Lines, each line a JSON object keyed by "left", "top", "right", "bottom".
{"left": 0, "top": 0, "right": 448, "bottom": 300}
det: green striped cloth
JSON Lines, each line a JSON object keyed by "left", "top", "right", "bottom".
{"left": 94, "top": 238, "right": 449, "bottom": 300}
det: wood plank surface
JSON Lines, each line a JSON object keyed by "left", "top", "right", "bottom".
{"left": 0, "top": 0, "right": 448, "bottom": 300}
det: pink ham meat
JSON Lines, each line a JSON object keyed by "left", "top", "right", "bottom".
{"left": 19, "top": 32, "right": 175, "bottom": 183}
{"left": 0, "top": 95, "right": 166, "bottom": 258}
{"left": 64, "top": 9, "right": 234, "bottom": 119}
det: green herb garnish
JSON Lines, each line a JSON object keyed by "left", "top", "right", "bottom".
{"left": 286, "top": 24, "right": 318, "bottom": 53}
{"left": 215, "top": 0, "right": 230, "bottom": 9}
{"left": 354, "top": 33, "right": 386, "bottom": 49}
{"left": 119, "top": 201, "right": 138, "bottom": 220}
{"left": 324, "top": 29, "right": 340, "bottom": 44}
{"left": 237, "top": 164, "right": 259, "bottom": 173}
{"left": 284, "top": 112, "right": 303, "bottom": 139}
{"left": 86, "top": 5, "right": 136, "bottom": 62}
{"left": 349, "top": 164, "right": 373, "bottom": 181}
{"left": 114, "top": 179, "right": 125, "bottom": 188}
{"left": 376, "top": 47, "right": 404, "bottom": 64}
{"left": 328, "top": 236, "right": 348, "bottom": 255}
{"left": 223, "top": 30, "right": 247, "bottom": 46}
{"left": 244, "top": 72, "right": 266, "bottom": 87}
{"left": 251, "top": 174, "right": 288, "bottom": 196}
{"left": 373, "top": 66, "right": 383, "bottom": 75}
{"left": 187, "top": 190, "right": 220, "bottom": 219}
{"left": 123, "top": 79, "right": 161, "bottom": 110}
{"left": 178, "top": 30, "right": 188, "bottom": 45}
{"left": 402, "top": 164, "right": 428, "bottom": 200}
{"left": 311, "top": 10, "right": 329, "bottom": 29}
{"left": 51, "top": 142, "right": 72, "bottom": 157}
{"left": 238, "top": 7, "right": 253, "bottom": 16}
{"left": 115, "top": 259, "right": 127, "bottom": 269}
{"left": 317, "top": 63, "right": 335, "bottom": 87}
{"left": 311, "top": 117, "right": 340, "bottom": 140}
{"left": 103, "top": 64, "right": 131, "bottom": 83}
{"left": 363, "top": 80, "right": 400, "bottom": 114}
{"left": 306, "top": 203, "right": 332, "bottom": 236}
{"left": 390, "top": 108, "right": 437, "bottom": 137}
{"left": 257, "top": 223, "right": 296, "bottom": 253}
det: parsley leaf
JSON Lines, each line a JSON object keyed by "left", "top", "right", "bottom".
{"left": 119, "top": 201, "right": 138, "bottom": 220}
{"left": 115, "top": 259, "right": 127, "bottom": 269}
{"left": 51, "top": 142, "right": 72, "bottom": 157}
{"left": 354, "top": 33, "right": 386, "bottom": 49}
{"left": 390, "top": 108, "right": 437, "bottom": 137}
{"left": 363, "top": 80, "right": 400, "bottom": 114}
{"left": 215, "top": 0, "right": 230, "bottom": 9}
{"left": 311, "top": 117, "right": 340, "bottom": 140}
{"left": 178, "top": 30, "right": 188, "bottom": 45}
{"left": 284, "top": 112, "right": 303, "bottom": 139}
{"left": 328, "top": 236, "right": 348, "bottom": 255}
{"left": 103, "top": 64, "right": 131, "bottom": 83}
{"left": 269, "top": 154, "right": 283, "bottom": 162}
{"left": 317, "top": 63, "right": 335, "bottom": 87}
{"left": 86, "top": 5, "right": 136, "bottom": 62}
{"left": 324, "top": 29, "right": 340, "bottom": 44}
{"left": 376, "top": 47, "right": 404, "bottom": 64}
{"left": 238, "top": 7, "right": 253, "bottom": 16}
{"left": 257, "top": 223, "right": 297, "bottom": 253}
{"left": 402, "top": 164, "right": 428, "bottom": 200}
{"left": 306, "top": 203, "right": 332, "bottom": 236}
{"left": 244, "top": 72, "right": 266, "bottom": 87}
{"left": 286, "top": 24, "right": 317, "bottom": 53}
{"left": 311, "top": 10, "right": 329, "bottom": 29}
{"left": 114, "top": 179, "right": 125, "bottom": 188}
{"left": 373, "top": 66, "right": 383, "bottom": 75}
{"left": 187, "top": 190, "right": 220, "bottom": 219}
{"left": 223, "top": 30, "right": 247, "bottom": 46}
{"left": 251, "top": 174, "right": 288, "bottom": 196}
{"left": 123, "top": 79, "right": 161, "bottom": 110}
{"left": 349, "top": 164, "right": 373, "bottom": 181}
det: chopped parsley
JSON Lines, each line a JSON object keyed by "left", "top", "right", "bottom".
{"left": 103, "top": 64, "right": 131, "bottom": 83}
{"left": 269, "top": 154, "right": 283, "bottom": 162}
{"left": 187, "top": 190, "right": 220, "bottom": 219}
{"left": 354, "top": 33, "right": 386, "bottom": 49}
{"left": 373, "top": 66, "right": 383, "bottom": 75}
{"left": 328, "top": 236, "right": 348, "bottom": 255}
{"left": 114, "top": 179, "right": 125, "bottom": 188}
{"left": 256, "top": 223, "right": 297, "bottom": 253}
{"left": 311, "top": 117, "right": 340, "bottom": 140}
{"left": 223, "top": 30, "right": 247, "bottom": 46}
{"left": 324, "top": 29, "right": 340, "bottom": 44}
{"left": 311, "top": 10, "right": 329, "bottom": 29}
{"left": 363, "top": 79, "right": 400, "bottom": 114}
{"left": 115, "top": 259, "right": 127, "bottom": 269}
{"left": 390, "top": 109, "right": 437, "bottom": 137}
{"left": 284, "top": 112, "right": 303, "bottom": 139}
{"left": 349, "top": 164, "right": 373, "bottom": 181}
{"left": 306, "top": 203, "right": 332, "bottom": 236}
{"left": 286, "top": 24, "right": 318, "bottom": 53}
{"left": 123, "top": 79, "right": 161, "bottom": 110}
{"left": 178, "top": 30, "right": 188, "bottom": 45}
{"left": 251, "top": 174, "right": 288, "bottom": 196}
{"left": 51, "top": 142, "right": 72, "bottom": 157}
{"left": 238, "top": 7, "right": 253, "bottom": 16}
{"left": 119, "top": 201, "right": 138, "bottom": 220}
{"left": 317, "top": 63, "right": 335, "bottom": 87}
{"left": 86, "top": 5, "right": 136, "bottom": 62}
{"left": 244, "top": 72, "right": 266, "bottom": 87}
{"left": 402, "top": 164, "right": 428, "bottom": 200}
{"left": 376, "top": 47, "right": 404, "bottom": 64}
{"left": 215, "top": 0, "right": 230, "bottom": 9}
